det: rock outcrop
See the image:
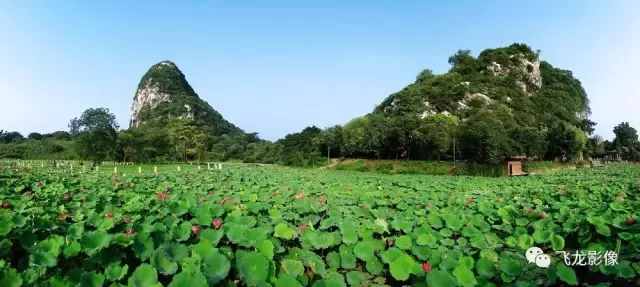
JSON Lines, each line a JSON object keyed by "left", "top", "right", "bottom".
{"left": 129, "top": 61, "right": 241, "bottom": 135}
{"left": 374, "top": 43, "right": 588, "bottom": 127}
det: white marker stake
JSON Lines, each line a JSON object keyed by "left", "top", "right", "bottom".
{"left": 154, "top": 166, "right": 158, "bottom": 175}
{"left": 177, "top": 166, "right": 181, "bottom": 172}
{"left": 207, "top": 163, "right": 211, "bottom": 170}
{"left": 198, "top": 165, "right": 201, "bottom": 170}
{"left": 138, "top": 167, "right": 142, "bottom": 174}
{"left": 114, "top": 167, "right": 118, "bottom": 174}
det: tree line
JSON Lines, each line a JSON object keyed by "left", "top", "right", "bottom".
{"left": 0, "top": 107, "right": 638, "bottom": 166}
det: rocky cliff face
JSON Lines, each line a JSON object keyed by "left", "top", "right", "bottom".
{"left": 486, "top": 54, "right": 542, "bottom": 94}
{"left": 376, "top": 44, "right": 551, "bottom": 118}
{"left": 129, "top": 61, "right": 241, "bottom": 135}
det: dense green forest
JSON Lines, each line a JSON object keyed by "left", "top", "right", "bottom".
{"left": 1, "top": 44, "right": 639, "bottom": 166}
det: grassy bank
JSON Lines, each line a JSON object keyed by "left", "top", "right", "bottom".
{"left": 328, "top": 159, "right": 504, "bottom": 176}
{"left": 328, "top": 159, "right": 576, "bottom": 177}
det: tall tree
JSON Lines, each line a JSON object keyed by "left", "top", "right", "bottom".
{"left": 73, "top": 108, "right": 119, "bottom": 163}
{"left": 0, "top": 131, "right": 24, "bottom": 143}
{"left": 612, "top": 122, "right": 639, "bottom": 160}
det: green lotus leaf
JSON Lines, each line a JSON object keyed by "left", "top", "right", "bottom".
{"left": 326, "top": 251, "right": 341, "bottom": 269}
{"left": 517, "top": 234, "right": 533, "bottom": 250}
{"left": 389, "top": 253, "right": 417, "bottom": 281}
{"left": 551, "top": 234, "right": 565, "bottom": 251}
{"left": 443, "top": 214, "right": 464, "bottom": 231}
{"left": 365, "top": 257, "right": 383, "bottom": 275}
{"left": 174, "top": 221, "right": 192, "bottom": 242}
{"left": 303, "top": 231, "right": 339, "bottom": 250}
{"left": 380, "top": 247, "right": 403, "bottom": 264}
{"left": 105, "top": 263, "right": 128, "bottom": 281}
{"left": 345, "top": 270, "right": 370, "bottom": 287}
{"left": 615, "top": 261, "right": 636, "bottom": 279}
{"left": 151, "top": 243, "right": 189, "bottom": 275}
{"left": 299, "top": 249, "right": 327, "bottom": 276}
{"left": 0, "top": 268, "right": 22, "bottom": 287}
{"left": 532, "top": 228, "right": 552, "bottom": 243}
{"left": 314, "top": 271, "right": 346, "bottom": 287}
{"left": 395, "top": 235, "right": 412, "bottom": 250}
{"left": 417, "top": 232, "right": 438, "bottom": 247}
{"left": 48, "top": 276, "right": 74, "bottom": 287}
{"left": 391, "top": 218, "right": 414, "bottom": 233}
{"left": 96, "top": 217, "right": 114, "bottom": 231}
{"left": 556, "top": 264, "right": 578, "bottom": 285}
{"left": 79, "top": 271, "right": 105, "bottom": 287}
{"left": 127, "top": 264, "right": 161, "bottom": 287}
{"left": 225, "top": 223, "right": 249, "bottom": 244}
{"left": 81, "top": 231, "right": 112, "bottom": 256}
{"left": 274, "top": 223, "right": 296, "bottom": 240}
{"left": 453, "top": 264, "right": 477, "bottom": 287}
{"left": 373, "top": 218, "right": 389, "bottom": 233}
{"left": 353, "top": 240, "right": 382, "bottom": 261}
{"left": 30, "top": 235, "right": 64, "bottom": 267}
{"left": 427, "top": 213, "right": 443, "bottom": 229}
{"left": 193, "top": 206, "right": 212, "bottom": 225}
{"left": 132, "top": 234, "right": 154, "bottom": 261}
{"left": 200, "top": 248, "right": 230, "bottom": 285}
{"left": 339, "top": 245, "right": 357, "bottom": 269}
{"left": 257, "top": 239, "right": 274, "bottom": 259}
{"left": 281, "top": 259, "right": 305, "bottom": 277}
{"left": 339, "top": 222, "right": 358, "bottom": 244}
{"left": 475, "top": 257, "right": 496, "bottom": 278}
{"left": 0, "top": 239, "right": 11, "bottom": 257}
{"left": 595, "top": 223, "right": 611, "bottom": 237}
{"left": 236, "top": 251, "right": 270, "bottom": 286}
{"left": 426, "top": 270, "right": 458, "bottom": 287}
{"left": 499, "top": 257, "right": 523, "bottom": 277}
{"left": 199, "top": 229, "right": 223, "bottom": 246}
{"left": 275, "top": 275, "right": 302, "bottom": 287}
{"left": 0, "top": 212, "right": 14, "bottom": 236}
{"left": 63, "top": 241, "right": 81, "bottom": 258}
{"left": 168, "top": 269, "right": 208, "bottom": 287}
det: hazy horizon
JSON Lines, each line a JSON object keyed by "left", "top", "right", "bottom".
{"left": 1, "top": 1, "right": 638, "bottom": 141}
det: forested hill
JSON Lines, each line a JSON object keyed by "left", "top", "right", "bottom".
{"left": 130, "top": 61, "right": 242, "bottom": 136}
{"left": 3, "top": 43, "right": 638, "bottom": 165}
{"left": 329, "top": 44, "right": 594, "bottom": 164}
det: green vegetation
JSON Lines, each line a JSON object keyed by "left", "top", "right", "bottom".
{"left": 132, "top": 61, "right": 241, "bottom": 136}
{"left": 1, "top": 161, "right": 639, "bottom": 286}
{"left": 330, "top": 159, "right": 506, "bottom": 177}
{"left": 71, "top": 108, "right": 120, "bottom": 163}
{"left": 1, "top": 43, "right": 637, "bottom": 168}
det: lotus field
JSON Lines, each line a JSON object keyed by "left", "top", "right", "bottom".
{"left": 0, "top": 161, "right": 639, "bottom": 286}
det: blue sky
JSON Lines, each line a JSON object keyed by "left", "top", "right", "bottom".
{"left": 0, "top": 1, "right": 637, "bottom": 140}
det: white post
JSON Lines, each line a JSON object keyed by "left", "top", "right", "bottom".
{"left": 177, "top": 166, "right": 181, "bottom": 172}
{"left": 154, "top": 166, "right": 158, "bottom": 175}
{"left": 138, "top": 166, "right": 142, "bottom": 174}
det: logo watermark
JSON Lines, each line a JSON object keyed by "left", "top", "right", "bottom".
{"left": 526, "top": 247, "right": 551, "bottom": 268}
{"left": 526, "top": 247, "right": 618, "bottom": 268}
{"left": 556, "top": 250, "right": 618, "bottom": 266}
